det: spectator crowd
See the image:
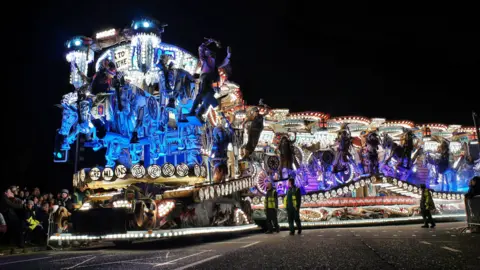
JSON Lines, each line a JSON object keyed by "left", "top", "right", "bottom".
{"left": 1, "top": 177, "right": 478, "bottom": 249}
{"left": 0, "top": 186, "right": 73, "bottom": 248}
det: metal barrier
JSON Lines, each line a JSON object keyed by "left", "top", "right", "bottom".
{"left": 46, "top": 206, "right": 72, "bottom": 248}
{"left": 465, "top": 196, "right": 480, "bottom": 230}
{"left": 46, "top": 210, "right": 59, "bottom": 249}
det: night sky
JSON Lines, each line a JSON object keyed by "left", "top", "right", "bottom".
{"left": 6, "top": 1, "right": 479, "bottom": 191}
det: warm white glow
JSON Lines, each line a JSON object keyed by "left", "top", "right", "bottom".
{"left": 79, "top": 202, "right": 92, "bottom": 211}
{"left": 113, "top": 200, "right": 132, "bottom": 209}
{"left": 96, "top": 29, "right": 116, "bottom": 39}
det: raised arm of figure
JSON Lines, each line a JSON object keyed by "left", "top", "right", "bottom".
{"left": 219, "top": 46, "right": 231, "bottom": 68}
{"left": 199, "top": 39, "right": 213, "bottom": 61}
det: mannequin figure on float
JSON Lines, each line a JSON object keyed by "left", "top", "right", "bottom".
{"left": 425, "top": 137, "right": 456, "bottom": 191}
{"left": 60, "top": 60, "right": 118, "bottom": 147}
{"left": 436, "top": 140, "right": 456, "bottom": 192}
{"left": 332, "top": 123, "right": 353, "bottom": 173}
{"left": 278, "top": 136, "right": 294, "bottom": 179}
{"left": 399, "top": 129, "right": 415, "bottom": 169}
{"left": 212, "top": 117, "right": 233, "bottom": 183}
{"left": 188, "top": 38, "right": 231, "bottom": 123}
{"left": 157, "top": 54, "right": 195, "bottom": 122}
{"left": 242, "top": 100, "right": 270, "bottom": 160}
{"left": 158, "top": 55, "right": 176, "bottom": 108}
{"left": 359, "top": 128, "right": 381, "bottom": 175}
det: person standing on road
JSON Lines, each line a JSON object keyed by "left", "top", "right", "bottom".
{"left": 465, "top": 176, "right": 480, "bottom": 199}
{"left": 264, "top": 182, "right": 280, "bottom": 234}
{"left": 284, "top": 177, "right": 302, "bottom": 235}
{"left": 420, "top": 184, "right": 436, "bottom": 228}
{"left": 464, "top": 176, "right": 480, "bottom": 229}
{"left": 1, "top": 187, "right": 25, "bottom": 247}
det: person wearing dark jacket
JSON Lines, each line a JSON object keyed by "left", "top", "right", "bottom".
{"left": 465, "top": 176, "right": 480, "bottom": 199}
{"left": 465, "top": 176, "right": 480, "bottom": 228}
{"left": 1, "top": 187, "right": 25, "bottom": 247}
{"left": 58, "top": 189, "right": 73, "bottom": 212}
{"left": 284, "top": 177, "right": 302, "bottom": 235}
{"left": 36, "top": 202, "right": 50, "bottom": 232}
{"left": 420, "top": 184, "right": 436, "bottom": 228}
{"left": 264, "top": 182, "right": 279, "bottom": 234}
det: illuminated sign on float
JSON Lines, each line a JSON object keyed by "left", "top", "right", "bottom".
{"left": 258, "top": 130, "right": 274, "bottom": 144}
{"left": 115, "top": 165, "right": 127, "bottom": 179}
{"left": 424, "top": 141, "right": 439, "bottom": 152}
{"left": 148, "top": 165, "right": 162, "bottom": 178}
{"left": 295, "top": 132, "right": 315, "bottom": 145}
{"left": 96, "top": 29, "right": 116, "bottom": 39}
{"left": 113, "top": 47, "right": 129, "bottom": 71}
{"left": 102, "top": 167, "right": 114, "bottom": 181}
{"left": 95, "top": 45, "right": 130, "bottom": 72}
{"left": 95, "top": 43, "right": 198, "bottom": 76}
{"left": 89, "top": 167, "right": 101, "bottom": 181}
{"left": 449, "top": 142, "right": 462, "bottom": 154}
{"left": 131, "top": 164, "right": 146, "bottom": 178}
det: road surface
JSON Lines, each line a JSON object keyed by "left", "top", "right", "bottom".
{"left": 0, "top": 222, "right": 478, "bottom": 269}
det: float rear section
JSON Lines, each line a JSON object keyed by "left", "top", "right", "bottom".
{"left": 50, "top": 18, "right": 479, "bottom": 243}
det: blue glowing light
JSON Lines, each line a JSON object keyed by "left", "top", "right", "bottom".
{"left": 143, "top": 21, "right": 150, "bottom": 28}
{"left": 134, "top": 23, "right": 138, "bottom": 30}
{"left": 56, "top": 152, "right": 62, "bottom": 158}
{"left": 74, "top": 40, "right": 81, "bottom": 46}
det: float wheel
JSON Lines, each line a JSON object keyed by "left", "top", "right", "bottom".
{"left": 266, "top": 156, "right": 280, "bottom": 171}
{"left": 133, "top": 201, "right": 147, "bottom": 229}
{"left": 144, "top": 199, "right": 157, "bottom": 230}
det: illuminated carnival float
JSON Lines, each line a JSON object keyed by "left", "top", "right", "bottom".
{"left": 51, "top": 18, "right": 479, "bottom": 243}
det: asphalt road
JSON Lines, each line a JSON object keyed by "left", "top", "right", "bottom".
{"left": 0, "top": 222, "right": 478, "bottom": 270}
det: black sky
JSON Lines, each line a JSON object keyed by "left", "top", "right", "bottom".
{"left": 6, "top": 1, "right": 479, "bottom": 190}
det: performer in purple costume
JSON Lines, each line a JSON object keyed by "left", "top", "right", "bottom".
{"left": 188, "top": 38, "right": 230, "bottom": 118}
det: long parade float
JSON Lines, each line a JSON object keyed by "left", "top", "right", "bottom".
{"left": 50, "top": 18, "right": 479, "bottom": 244}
